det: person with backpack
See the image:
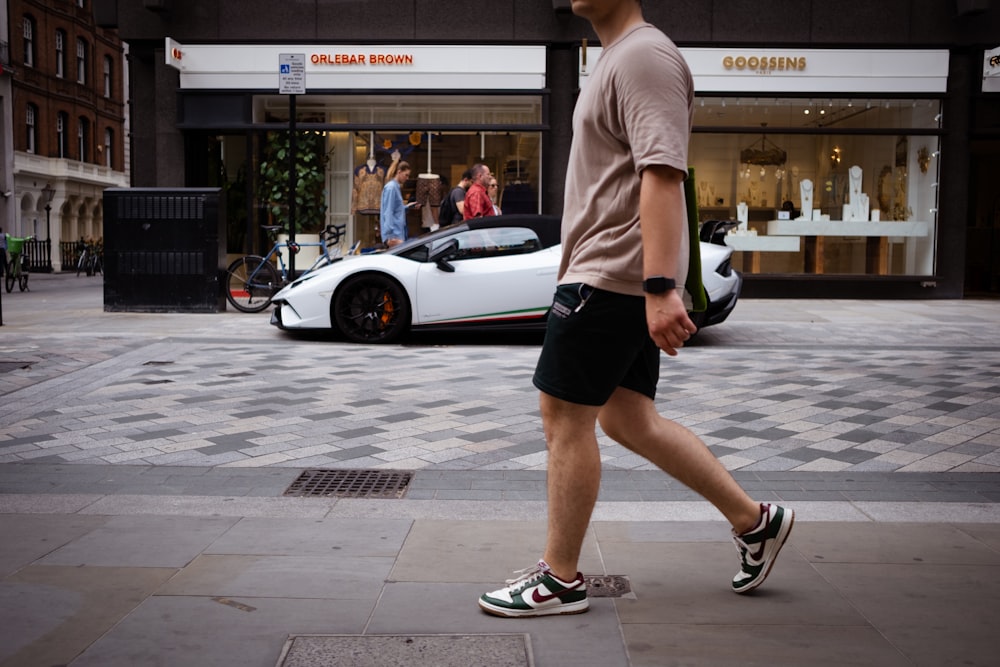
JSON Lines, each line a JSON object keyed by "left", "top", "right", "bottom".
{"left": 439, "top": 169, "right": 472, "bottom": 227}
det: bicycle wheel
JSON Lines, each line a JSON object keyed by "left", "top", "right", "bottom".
{"left": 4, "top": 261, "right": 13, "bottom": 293}
{"left": 76, "top": 253, "right": 86, "bottom": 277}
{"left": 18, "top": 266, "right": 28, "bottom": 291}
{"left": 226, "top": 256, "right": 280, "bottom": 313}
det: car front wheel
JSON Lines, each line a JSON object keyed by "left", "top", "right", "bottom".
{"left": 333, "top": 273, "right": 411, "bottom": 343}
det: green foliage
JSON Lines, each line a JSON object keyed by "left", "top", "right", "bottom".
{"left": 259, "top": 131, "right": 329, "bottom": 233}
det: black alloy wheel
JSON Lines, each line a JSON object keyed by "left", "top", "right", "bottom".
{"left": 333, "top": 273, "right": 411, "bottom": 343}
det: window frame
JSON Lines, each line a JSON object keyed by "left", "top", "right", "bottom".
{"left": 23, "top": 16, "right": 36, "bottom": 67}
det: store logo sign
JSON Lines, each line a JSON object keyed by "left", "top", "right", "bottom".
{"left": 722, "top": 55, "right": 806, "bottom": 73}
{"left": 311, "top": 52, "right": 414, "bottom": 66}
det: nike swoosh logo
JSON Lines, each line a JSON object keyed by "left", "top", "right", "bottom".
{"left": 531, "top": 583, "right": 580, "bottom": 604}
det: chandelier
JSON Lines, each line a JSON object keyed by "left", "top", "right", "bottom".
{"left": 740, "top": 125, "right": 786, "bottom": 180}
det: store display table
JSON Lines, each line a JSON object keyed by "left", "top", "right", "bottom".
{"left": 765, "top": 219, "right": 930, "bottom": 274}
{"left": 723, "top": 235, "right": 800, "bottom": 272}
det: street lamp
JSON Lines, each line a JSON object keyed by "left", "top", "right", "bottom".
{"left": 41, "top": 183, "right": 55, "bottom": 270}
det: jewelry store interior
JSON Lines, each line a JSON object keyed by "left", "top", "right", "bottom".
{"left": 690, "top": 95, "right": 942, "bottom": 279}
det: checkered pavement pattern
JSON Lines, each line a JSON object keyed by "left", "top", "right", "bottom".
{"left": 2, "top": 336, "right": 998, "bottom": 473}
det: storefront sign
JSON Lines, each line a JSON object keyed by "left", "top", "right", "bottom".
{"left": 579, "top": 47, "right": 949, "bottom": 94}
{"left": 984, "top": 46, "right": 1000, "bottom": 92}
{"left": 166, "top": 40, "right": 546, "bottom": 91}
{"left": 722, "top": 55, "right": 806, "bottom": 72}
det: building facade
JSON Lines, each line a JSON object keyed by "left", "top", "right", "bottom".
{"left": 8, "top": 0, "right": 128, "bottom": 270}
{"left": 94, "top": 0, "right": 1000, "bottom": 298}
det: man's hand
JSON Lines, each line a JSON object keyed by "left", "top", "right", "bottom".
{"left": 645, "top": 290, "right": 697, "bottom": 356}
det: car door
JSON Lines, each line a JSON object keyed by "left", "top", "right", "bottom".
{"left": 412, "top": 227, "right": 559, "bottom": 326}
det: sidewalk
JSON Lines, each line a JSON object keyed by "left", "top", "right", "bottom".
{"left": 1, "top": 272, "right": 999, "bottom": 666}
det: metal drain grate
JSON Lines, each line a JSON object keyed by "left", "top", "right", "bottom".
{"left": 283, "top": 469, "right": 413, "bottom": 498}
{"left": 584, "top": 574, "right": 632, "bottom": 598}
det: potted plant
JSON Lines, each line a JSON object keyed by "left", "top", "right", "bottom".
{"left": 259, "top": 130, "right": 330, "bottom": 267}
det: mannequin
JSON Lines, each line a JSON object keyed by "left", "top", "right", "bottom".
{"left": 417, "top": 173, "right": 443, "bottom": 231}
{"left": 799, "top": 179, "right": 814, "bottom": 220}
{"left": 736, "top": 201, "right": 749, "bottom": 231}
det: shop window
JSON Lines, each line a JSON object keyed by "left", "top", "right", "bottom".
{"left": 690, "top": 97, "right": 942, "bottom": 278}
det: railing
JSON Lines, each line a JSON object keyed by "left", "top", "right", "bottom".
{"left": 22, "top": 239, "right": 54, "bottom": 273}
{"left": 60, "top": 241, "right": 83, "bottom": 270}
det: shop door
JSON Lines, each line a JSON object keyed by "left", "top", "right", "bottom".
{"left": 965, "top": 141, "right": 1000, "bottom": 296}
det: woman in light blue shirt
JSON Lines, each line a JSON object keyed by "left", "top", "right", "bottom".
{"left": 380, "top": 161, "right": 414, "bottom": 247}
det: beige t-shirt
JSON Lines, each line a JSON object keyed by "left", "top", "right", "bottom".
{"left": 559, "top": 23, "right": 694, "bottom": 297}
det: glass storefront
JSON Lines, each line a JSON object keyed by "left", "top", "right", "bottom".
{"left": 691, "top": 96, "right": 942, "bottom": 277}
{"left": 197, "top": 94, "right": 544, "bottom": 255}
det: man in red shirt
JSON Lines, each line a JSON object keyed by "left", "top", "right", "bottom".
{"left": 462, "top": 163, "right": 496, "bottom": 219}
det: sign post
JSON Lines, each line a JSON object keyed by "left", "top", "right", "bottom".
{"left": 279, "top": 54, "right": 306, "bottom": 276}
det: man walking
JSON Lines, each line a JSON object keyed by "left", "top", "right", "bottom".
{"left": 462, "top": 163, "right": 496, "bottom": 219}
{"left": 479, "top": 0, "right": 794, "bottom": 618}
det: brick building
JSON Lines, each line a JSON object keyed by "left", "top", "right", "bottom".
{"left": 5, "top": 0, "right": 127, "bottom": 270}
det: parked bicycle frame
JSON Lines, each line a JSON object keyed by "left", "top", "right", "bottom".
{"left": 226, "top": 224, "right": 350, "bottom": 313}
{"left": 5, "top": 234, "right": 34, "bottom": 293}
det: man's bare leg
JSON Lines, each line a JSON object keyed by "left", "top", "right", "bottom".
{"left": 538, "top": 392, "right": 603, "bottom": 583}
{"left": 599, "top": 386, "right": 761, "bottom": 534}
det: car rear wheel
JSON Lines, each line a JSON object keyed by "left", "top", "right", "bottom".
{"left": 333, "top": 273, "right": 410, "bottom": 343}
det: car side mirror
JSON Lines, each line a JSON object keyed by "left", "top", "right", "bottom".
{"left": 429, "top": 238, "right": 459, "bottom": 273}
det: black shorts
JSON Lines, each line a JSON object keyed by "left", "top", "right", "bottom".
{"left": 532, "top": 283, "right": 659, "bottom": 406}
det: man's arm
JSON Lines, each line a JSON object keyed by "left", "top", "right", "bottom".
{"left": 639, "top": 164, "right": 697, "bottom": 356}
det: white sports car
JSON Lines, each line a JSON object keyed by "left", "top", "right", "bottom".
{"left": 270, "top": 214, "right": 741, "bottom": 343}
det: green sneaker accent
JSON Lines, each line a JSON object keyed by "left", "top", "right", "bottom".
{"left": 479, "top": 560, "right": 589, "bottom": 617}
{"left": 732, "top": 503, "right": 795, "bottom": 594}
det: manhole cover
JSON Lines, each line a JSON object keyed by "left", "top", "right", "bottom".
{"left": 283, "top": 469, "right": 412, "bottom": 498}
{"left": 584, "top": 574, "right": 631, "bottom": 598}
{"left": 278, "top": 634, "right": 532, "bottom": 667}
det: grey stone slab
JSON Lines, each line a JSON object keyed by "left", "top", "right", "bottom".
{"left": 815, "top": 562, "right": 999, "bottom": 667}
{"left": 0, "top": 514, "right": 109, "bottom": 577}
{"left": 390, "top": 519, "right": 602, "bottom": 583}
{"left": 0, "top": 493, "right": 103, "bottom": 513}
{"left": 601, "top": 541, "right": 865, "bottom": 627}
{"left": 278, "top": 634, "right": 531, "bottom": 667}
{"left": 159, "top": 554, "right": 394, "bottom": 599}
{"left": 204, "top": 517, "right": 413, "bottom": 557}
{"left": 70, "top": 595, "right": 368, "bottom": 667}
{"left": 0, "top": 565, "right": 176, "bottom": 667}
{"left": 38, "top": 514, "right": 239, "bottom": 567}
{"left": 368, "top": 582, "right": 627, "bottom": 667}
{"left": 791, "top": 522, "right": 1000, "bottom": 564}
{"left": 622, "top": 624, "right": 911, "bottom": 667}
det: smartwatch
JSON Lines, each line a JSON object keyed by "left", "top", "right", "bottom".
{"left": 642, "top": 276, "right": 676, "bottom": 294}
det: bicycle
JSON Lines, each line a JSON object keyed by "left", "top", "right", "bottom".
{"left": 75, "top": 241, "right": 102, "bottom": 277}
{"left": 225, "top": 224, "right": 348, "bottom": 313}
{"left": 4, "top": 234, "right": 34, "bottom": 293}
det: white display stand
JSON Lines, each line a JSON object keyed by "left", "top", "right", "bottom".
{"left": 724, "top": 234, "right": 800, "bottom": 273}
{"left": 724, "top": 235, "right": 800, "bottom": 251}
{"left": 766, "top": 220, "right": 929, "bottom": 237}
{"left": 765, "top": 220, "right": 932, "bottom": 274}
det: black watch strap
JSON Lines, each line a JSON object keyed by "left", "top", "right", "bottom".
{"left": 642, "top": 276, "right": 677, "bottom": 294}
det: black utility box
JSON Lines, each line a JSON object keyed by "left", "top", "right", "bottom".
{"left": 103, "top": 188, "right": 226, "bottom": 312}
